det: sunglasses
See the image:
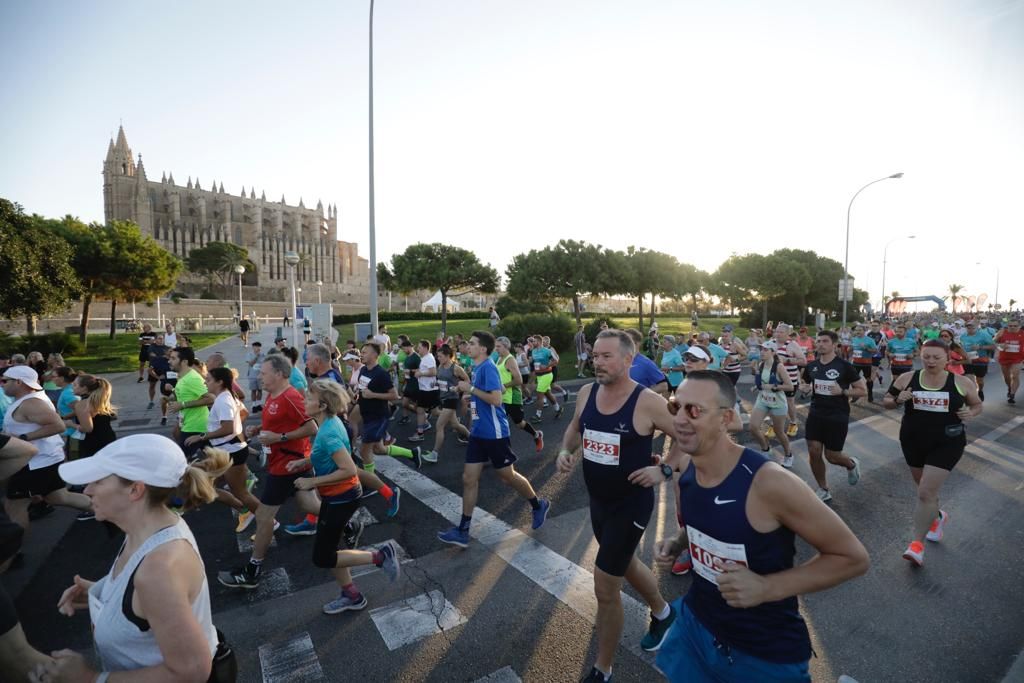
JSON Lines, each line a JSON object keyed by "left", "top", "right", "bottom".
{"left": 683, "top": 354, "right": 705, "bottom": 362}
{"left": 667, "top": 396, "right": 732, "bottom": 419}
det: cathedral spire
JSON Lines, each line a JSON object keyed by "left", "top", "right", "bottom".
{"left": 260, "top": 190, "right": 266, "bottom": 201}
{"left": 114, "top": 125, "right": 130, "bottom": 154}
{"left": 219, "top": 182, "right": 224, "bottom": 193}
{"left": 136, "top": 154, "right": 147, "bottom": 181}
{"left": 161, "top": 171, "right": 166, "bottom": 183}
{"left": 316, "top": 199, "right": 323, "bottom": 213}
{"left": 281, "top": 194, "right": 286, "bottom": 205}
{"left": 187, "top": 176, "right": 192, "bottom": 189}
{"left": 105, "top": 138, "right": 115, "bottom": 162}
{"left": 251, "top": 188, "right": 256, "bottom": 199}
{"left": 195, "top": 177, "right": 201, "bottom": 190}
{"left": 298, "top": 196, "right": 305, "bottom": 209}
{"left": 240, "top": 185, "right": 245, "bottom": 197}
{"left": 168, "top": 172, "right": 175, "bottom": 185}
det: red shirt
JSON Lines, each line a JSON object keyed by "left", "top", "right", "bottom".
{"left": 261, "top": 386, "right": 312, "bottom": 475}
{"left": 997, "top": 330, "right": 1024, "bottom": 364}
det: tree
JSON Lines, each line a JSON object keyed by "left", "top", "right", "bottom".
{"left": 505, "top": 240, "right": 619, "bottom": 325}
{"left": 712, "top": 253, "right": 809, "bottom": 327}
{"left": 1009, "top": 298, "right": 1017, "bottom": 312}
{"left": 947, "top": 283, "right": 964, "bottom": 314}
{"left": 0, "top": 200, "right": 79, "bottom": 334}
{"left": 617, "top": 247, "right": 684, "bottom": 331}
{"left": 186, "top": 242, "right": 253, "bottom": 297}
{"left": 380, "top": 243, "right": 499, "bottom": 335}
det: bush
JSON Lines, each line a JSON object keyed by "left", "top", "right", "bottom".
{"left": 496, "top": 313, "right": 575, "bottom": 352}
{"left": 582, "top": 317, "right": 618, "bottom": 344}
{"left": 493, "top": 295, "right": 553, "bottom": 317}
{"left": 0, "top": 332, "right": 83, "bottom": 358}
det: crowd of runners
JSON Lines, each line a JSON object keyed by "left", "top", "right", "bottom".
{"left": 0, "top": 310, "right": 1021, "bottom": 682}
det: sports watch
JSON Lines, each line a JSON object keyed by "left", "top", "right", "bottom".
{"left": 660, "top": 464, "right": 674, "bottom": 480}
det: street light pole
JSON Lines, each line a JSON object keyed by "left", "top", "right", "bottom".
{"left": 316, "top": 280, "right": 323, "bottom": 304}
{"left": 880, "top": 235, "right": 915, "bottom": 317}
{"left": 976, "top": 262, "right": 1001, "bottom": 311}
{"left": 234, "top": 264, "right": 245, "bottom": 320}
{"left": 843, "top": 172, "right": 904, "bottom": 328}
{"left": 284, "top": 251, "right": 300, "bottom": 348}
{"left": 368, "top": 0, "right": 380, "bottom": 337}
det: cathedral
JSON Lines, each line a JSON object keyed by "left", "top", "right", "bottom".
{"left": 102, "top": 125, "right": 368, "bottom": 299}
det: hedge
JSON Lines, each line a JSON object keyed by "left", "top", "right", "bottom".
{"left": 332, "top": 310, "right": 489, "bottom": 326}
{"left": 495, "top": 313, "right": 575, "bottom": 352}
{"left": 0, "top": 332, "right": 84, "bottom": 358}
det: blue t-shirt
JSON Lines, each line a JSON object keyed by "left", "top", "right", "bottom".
{"left": 886, "top": 337, "right": 917, "bottom": 363}
{"left": 959, "top": 331, "right": 995, "bottom": 361}
{"left": 660, "top": 347, "right": 684, "bottom": 388}
{"left": 313, "top": 368, "right": 345, "bottom": 384}
{"left": 57, "top": 385, "right": 80, "bottom": 437}
{"left": 706, "top": 343, "right": 729, "bottom": 370}
{"left": 906, "top": 327, "right": 919, "bottom": 342}
{"left": 630, "top": 354, "right": 667, "bottom": 388}
{"left": 311, "top": 415, "right": 361, "bottom": 502}
{"left": 531, "top": 347, "right": 553, "bottom": 373}
{"left": 850, "top": 336, "right": 878, "bottom": 363}
{"left": 470, "top": 359, "right": 510, "bottom": 439}
{"left": 289, "top": 366, "right": 308, "bottom": 391}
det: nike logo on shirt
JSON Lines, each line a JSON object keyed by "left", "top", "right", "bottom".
{"left": 714, "top": 496, "right": 737, "bottom": 505}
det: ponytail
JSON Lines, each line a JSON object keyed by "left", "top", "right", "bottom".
{"left": 178, "top": 447, "right": 232, "bottom": 509}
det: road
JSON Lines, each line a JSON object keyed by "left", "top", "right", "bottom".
{"left": 5, "top": 326, "right": 1024, "bottom": 682}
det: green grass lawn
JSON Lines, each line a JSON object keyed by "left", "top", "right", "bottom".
{"left": 335, "top": 319, "right": 490, "bottom": 347}
{"left": 66, "top": 332, "right": 237, "bottom": 374}
{"left": 600, "top": 315, "right": 742, "bottom": 339}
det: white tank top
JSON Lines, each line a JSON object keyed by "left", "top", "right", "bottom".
{"left": 89, "top": 519, "right": 217, "bottom": 672}
{"left": 3, "top": 391, "right": 65, "bottom": 470}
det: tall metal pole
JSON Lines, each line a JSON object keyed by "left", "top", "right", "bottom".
{"left": 238, "top": 272, "right": 244, "bottom": 318}
{"left": 289, "top": 267, "right": 298, "bottom": 348}
{"left": 880, "top": 235, "right": 914, "bottom": 317}
{"left": 995, "top": 266, "right": 1000, "bottom": 310}
{"left": 368, "top": 0, "right": 379, "bottom": 336}
{"left": 843, "top": 173, "right": 903, "bottom": 328}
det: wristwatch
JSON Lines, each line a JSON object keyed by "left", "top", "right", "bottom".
{"left": 279, "top": 433, "right": 288, "bottom": 442}
{"left": 660, "top": 464, "right": 674, "bottom": 480}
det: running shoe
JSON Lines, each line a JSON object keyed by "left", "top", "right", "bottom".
{"left": 423, "top": 422, "right": 433, "bottom": 432}
{"left": 532, "top": 499, "right": 551, "bottom": 530}
{"left": 765, "top": 425, "right": 776, "bottom": 438}
{"left": 377, "top": 540, "right": 402, "bottom": 582}
{"left": 421, "top": 450, "right": 439, "bottom": 463}
{"left": 1010, "top": 395, "right": 1017, "bottom": 405}
{"left": 531, "top": 414, "right": 543, "bottom": 424}
{"left": 137, "top": 377, "right": 144, "bottom": 383}
{"left": 246, "top": 473, "right": 258, "bottom": 492}
{"left": 218, "top": 562, "right": 262, "bottom": 590}
{"left": 323, "top": 592, "right": 368, "bottom": 614}
{"left": 847, "top": 457, "right": 861, "bottom": 485}
{"left": 782, "top": 454, "right": 794, "bottom": 469}
{"left": 249, "top": 520, "right": 281, "bottom": 542}
{"left": 438, "top": 526, "right": 470, "bottom": 548}
{"left": 926, "top": 510, "right": 948, "bottom": 543}
{"left": 534, "top": 430, "right": 545, "bottom": 453}
{"left": 76, "top": 510, "right": 96, "bottom": 522}
{"left": 786, "top": 423, "right": 798, "bottom": 437}
{"left": 284, "top": 519, "right": 317, "bottom": 536}
{"left": 815, "top": 488, "right": 833, "bottom": 503}
{"left": 639, "top": 605, "right": 677, "bottom": 651}
{"left": 902, "top": 540, "right": 925, "bottom": 567}
{"left": 398, "top": 415, "right": 410, "bottom": 425}
{"left": 456, "top": 433, "right": 469, "bottom": 445}
{"left": 386, "top": 487, "right": 401, "bottom": 517}
{"left": 554, "top": 405, "right": 563, "bottom": 419}
{"left": 344, "top": 519, "right": 365, "bottom": 549}
{"left": 147, "top": 401, "right": 154, "bottom": 410}
{"left": 581, "top": 667, "right": 612, "bottom": 683}
{"left": 235, "top": 510, "right": 255, "bottom": 533}
{"left": 408, "top": 432, "right": 425, "bottom": 443}
{"left": 671, "top": 552, "right": 692, "bottom": 576}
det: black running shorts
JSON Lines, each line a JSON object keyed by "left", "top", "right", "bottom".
{"left": 804, "top": 413, "right": 850, "bottom": 453}
{"left": 6, "top": 463, "right": 65, "bottom": 500}
{"left": 312, "top": 498, "right": 361, "bottom": 569}
{"left": 899, "top": 425, "right": 966, "bottom": 471}
{"left": 590, "top": 491, "right": 654, "bottom": 577}
{"left": 259, "top": 473, "right": 301, "bottom": 507}
{"left": 465, "top": 437, "right": 517, "bottom": 469}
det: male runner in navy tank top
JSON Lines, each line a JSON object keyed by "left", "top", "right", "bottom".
{"left": 557, "top": 330, "right": 682, "bottom": 683}
{"left": 655, "top": 371, "right": 869, "bottom": 682}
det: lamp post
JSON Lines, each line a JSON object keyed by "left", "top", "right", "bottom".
{"left": 297, "top": 287, "right": 302, "bottom": 307}
{"left": 843, "top": 172, "right": 904, "bottom": 328}
{"left": 284, "top": 251, "right": 300, "bottom": 348}
{"left": 975, "top": 262, "right": 1001, "bottom": 311}
{"left": 316, "top": 280, "right": 323, "bottom": 304}
{"left": 880, "top": 235, "right": 915, "bottom": 317}
{"left": 368, "top": 0, "right": 379, "bottom": 336}
{"left": 234, "top": 264, "right": 245, "bottom": 321}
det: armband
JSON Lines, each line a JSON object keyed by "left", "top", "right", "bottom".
{"left": 887, "top": 384, "right": 901, "bottom": 397}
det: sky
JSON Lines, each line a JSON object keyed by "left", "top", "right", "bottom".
{"left": 2, "top": 0, "right": 1022, "bottom": 313}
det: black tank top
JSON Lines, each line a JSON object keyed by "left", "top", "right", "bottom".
{"left": 81, "top": 413, "right": 117, "bottom": 458}
{"left": 902, "top": 371, "right": 963, "bottom": 428}
{"left": 579, "top": 383, "right": 652, "bottom": 501}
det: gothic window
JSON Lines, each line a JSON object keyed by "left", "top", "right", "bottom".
{"left": 122, "top": 163, "right": 127, "bottom": 175}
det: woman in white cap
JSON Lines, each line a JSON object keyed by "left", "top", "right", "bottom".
{"left": 32, "top": 435, "right": 235, "bottom": 682}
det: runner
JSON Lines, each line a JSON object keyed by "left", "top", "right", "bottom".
{"left": 1, "top": 366, "right": 92, "bottom": 530}
{"left": 886, "top": 323, "right": 918, "bottom": 382}
{"left": 748, "top": 341, "right": 795, "bottom": 467}
{"left": 218, "top": 354, "right": 317, "bottom": 589}
{"left": 398, "top": 339, "right": 419, "bottom": 425}
{"left": 624, "top": 329, "right": 669, "bottom": 396}
{"left": 939, "top": 328, "right": 969, "bottom": 376}
{"left": 166, "top": 347, "right": 211, "bottom": 458}
{"left": 494, "top": 336, "right": 544, "bottom": 454}
{"left": 959, "top": 320, "right": 995, "bottom": 400}
{"left": 421, "top": 345, "right": 471, "bottom": 463}
{"left": 408, "top": 341, "right": 439, "bottom": 444}
{"left": 530, "top": 334, "right": 563, "bottom": 421}
{"left": 717, "top": 326, "right": 748, "bottom": 389}
{"left": 141, "top": 333, "right": 169, "bottom": 411}
{"left": 163, "top": 321, "right": 177, "bottom": 349}
{"left": 995, "top": 318, "right": 1023, "bottom": 403}
{"left": 239, "top": 314, "right": 250, "bottom": 347}
{"left": 883, "top": 339, "right": 982, "bottom": 566}
{"left": 772, "top": 324, "right": 807, "bottom": 435}
{"left": 44, "top": 436, "right": 234, "bottom": 681}
{"left": 575, "top": 324, "right": 588, "bottom": 377}
{"left": 659, "top": 336, "right": 685, "bottom": 394}
{"left": 489, "top": 306, "right": 500, "bottom": 329}
{"left": 294, "top": 380, "right": 401, "bottom": 614}
{"left": 246, "top": 341, "right": 265, "bottom": 412}
{"left": 555, "top": 329, "right": 682, "bottom": 682}
{"left": 868, "top": 320, "right": 887, "bottom": 388}
{"left": 795, "top": 326, "right": 816, "bottom": 366}
{"left": 136, "top": 323, "right": 157, "bottom": 383}
{"left": 515, "top": 342, "right": 533, "bottom": 405}
{"left": 849, "top": 324, "right": 879, "bottom": 402}
{"left": 654, "top": 370, "right": 869, "bottom": 683}
{"left": 797, "top": 330, "right": 866, "bottom": 502}
{"left": 437, "top": 331, "right": 549, "bottom": 548}
{"left": 373, "top": 325, "right": 392, "bottom": 354}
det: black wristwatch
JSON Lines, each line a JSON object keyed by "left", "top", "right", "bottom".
{"left": 660, "top": 464, "right": 674, "bottom": 480}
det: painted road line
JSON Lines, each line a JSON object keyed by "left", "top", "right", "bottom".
{"left": 352, "top": 506, "right": 378, "bottom": 526}
{"left": 351, "top": 539, "right": 412, "bottom": 579}
{"left": 981, "top": 414, "right": 1024, "bottom": 443}
{"left": 258, "top": 631, "right": 325, "bottom": 683}
{"left": 375, "top": 456, "right": 658, "bottom": 664}
{"left": 249, "top": 567, "right": 291, "bottom": 603}
{"left": 473, "top": 665, "right": 522, "bottom": 683}
{"left": 369, "top": 589, "right": 467, "bottom": 651}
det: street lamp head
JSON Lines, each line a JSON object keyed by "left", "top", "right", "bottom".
{"left": 908, "top": 235, "right": 916, "bottom": 239}
{"left": 316, "top": 280, "right": 323, "bottom": 287}
{"left": 889, "top": 173, "right": 904, "bottom": 179}
{"left": 284, "top": 251, "right": 300, "bottom": 267}
{"left": 234, "top": 264, "right": 246, "bottom": 275}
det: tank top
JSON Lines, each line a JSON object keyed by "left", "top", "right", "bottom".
{"left": 89, "top": 519, "right": 217, "bottom": 671}
{"left": 496, "top": 353, "right": 522, "bottom": 405}
{"left": 774, "top": 341, "right": 802, "bottom": 383}
{"left": 902, "top": 370, "right": 964, "bottom": 429}
{"left": 81, "top": 413, "right": 117, "bottom": 458}
{"left": 796, "top": 336, "right": 815, "bottom": 363}
{"left": 680, "top": 448, "right": 811, "bottom": 663}
{"left": 579, "top": 383, "right": 653, "bottom": 501}
{"left": 721, "top": 342, "right": 742, "bottom": 374}
{"left": 3, "top": 392, "right": 65, "bottom": 470}
{"left": 436, "top": 362, "right": 458, "bottom": 400}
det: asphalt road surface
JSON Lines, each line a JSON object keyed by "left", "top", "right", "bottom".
{"left": 6, "top": 337, "right": 1024, "bottom": 682}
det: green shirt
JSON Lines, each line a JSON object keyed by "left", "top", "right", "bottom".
{"left": 174, "top": 369, "right": 210, "bottom": 433}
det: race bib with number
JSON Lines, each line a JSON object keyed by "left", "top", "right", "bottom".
{"left": 437, "top": 380, "right": 449, "bottom": 391}
{"left": 534, "top": 362, "right": 542, "bottom": 370}
{"left": 582, "top": 429, "right": 621, "bottom": 466}
{"left": 687, "top": 526, "right": 749, "bottom": 585}
{"left": 912, "top": 391, "right": 950, "bottom": 412}
{"left": 358, "top": 375, "right": 371, "bottom": 391}
{"left": 892, "top": 353, "right": 910, "bottom": 363}
{"left": 1007, "top": 342, "right": 1021, "bottom": 354}
{"left": 470, "top": 401, "right": 478, "bottom": 422}
{"left": 966, "top": 351, "right": 978, "bottom": 361}
{"left": 814, "top": 379, "right": 838, "bottom": 395}
{"left": 166, "top": 371, "right": 178, "bottom": 379}
{"left": 759, "top": 390, "right": 780, "bottom": 405}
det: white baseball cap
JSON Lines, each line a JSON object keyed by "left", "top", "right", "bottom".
{"left": 59, "top": 434, "right": 188, "bottom": 488}
{"left": 2, "top": 365, "right": 41, "bottom": 391}
{"left": 683, "top": 345, "right": 711, "bottom": 361}
{"left": 342, "top": 352, "right": 360, "bottom": 361}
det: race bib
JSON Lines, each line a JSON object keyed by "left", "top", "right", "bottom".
{"left": 437, "top": 380, "right": 449, "bottom": 391}
{"left": 759, "top": 390, "right": 780, "bottom": 405}
{"left": 1007, "top": 342, "right": 1020, "bottom": 354}
{"left": 71, "top": 430, "right": 85, "bottom": 441}
{"left": 687, "top": 526, "right": 749, "bottom": 586}
{"left": 166, "top": 371, "right": 178, "bottom": 379}
{"left": 534, "top": 362, "right": 542, "bottom": 370}
{"left": 892, "top": 353, "right": 909, "bottom": 364}
{"left": 358, "top": 375, "right": 371, "bottom": 391}
{"left": 966, "top": 351, "right": 978, "bottom": 361}
{"left": 814, "top": 379, "right": 838, "bottom": 396}
{"left": 912, "top": 391, "right": 950, "bottom": 413}
{"left": 853, "top": 349, "right": 865, "bottom": 358}
{"left": 582, "top": 429, "right": 621, "bottom": 466}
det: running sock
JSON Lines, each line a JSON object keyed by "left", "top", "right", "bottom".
{"left": 363, "top": 462, "right": 376, "bottom": 474}
{"left": 378, "top": 484, "right": 394, "bottom": 500}
{"left": 342, "top": 582, "right": 361, "bottom": 599}
{"left": 387, "top": 445, "right": 414, "bottom": 458}
{"left": 522, "top": 422, "right": 538, "bottom": 437}
{"left": 653, "top": 603, "right": 671, "bottom": 621}
{"left": 528, "top": 497, "right": 541, "bottom": 511}
{"left": 371, "top": 551, "right": 383, "bottom": 567}
{"left": 305, "top": 513, "right": 317, "bottom": 524}
{"left": 459, "top": 514, "right": 472, "bottom": 532}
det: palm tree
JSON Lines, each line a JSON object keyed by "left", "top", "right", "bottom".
{"left": 1010, "top": 298, "right": 1018, "bottom": 312}
{"left": 947, "top": 283, "right": 964, "bottom": 313}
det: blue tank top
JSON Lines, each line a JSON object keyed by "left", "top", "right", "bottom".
{"left": 679, "top": 448, "right": 811, "bottom": 663}
{"left": 579, "top": 383, "right": 653, "bottom": 501}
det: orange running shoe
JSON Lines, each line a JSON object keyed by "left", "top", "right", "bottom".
{"left": 902, "top": 540, "right": 925, "bottom": 567}
{"left": 926, "top": 510, "right": 948, "bottom": 543}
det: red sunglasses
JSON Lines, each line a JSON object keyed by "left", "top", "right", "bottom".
{"left": 667, "top": 396, "right": 731, "bottom": 419}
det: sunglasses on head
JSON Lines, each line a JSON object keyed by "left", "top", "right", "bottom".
{"left": 667, "top": 395, "right": 731, "bottom": 419}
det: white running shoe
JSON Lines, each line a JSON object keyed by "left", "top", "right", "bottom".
{"left": 926, "top": 510, "right": 948, "bottom": 543}
{"left": 847, "top": 457, "right": 861, "bottom": 486}
{"left": 782, "top": 454, "right": 794, "bottom": 469}
{"left": 421, "top": 450, "right": 439, "bottom": 463}
{"left": 815, "top": 487, "right": 833, "bottom": 503}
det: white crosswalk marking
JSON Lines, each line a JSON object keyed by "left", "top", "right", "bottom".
{"left": 351, "top": 539, "right": 411, "bottom": 578}
{"left": 249, "top": 567, "right": 291, "bottom": 602}
{"left": 473, "top": 665, "right": 523, "bottom": 683}
{"left": 258, "top": 632, "right": 325, "bottom": 683}
{"left": 369, "top": 589, "right": 467, "bottom": 651}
